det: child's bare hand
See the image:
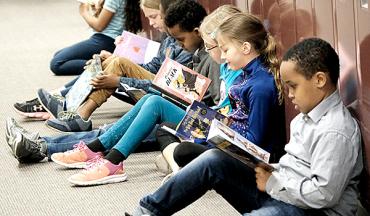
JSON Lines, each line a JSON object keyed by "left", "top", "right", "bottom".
{"left": 99, "top": 50, "right": 112, "bottom": 61}
{"left": 114, "top": 36, "right": 124, "bottom": 45}
{"left": 255, "top": 167, "right": 272, "bottom": 192}
{"left": 91, "top": 74, "right": 120, "bottom": 89}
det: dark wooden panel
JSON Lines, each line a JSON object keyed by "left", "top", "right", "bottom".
{"left": 355, "top": 0, "right": 370, "bottom": 209}
{"left": 313, "top": 0, "right": 335, "bottom": 45}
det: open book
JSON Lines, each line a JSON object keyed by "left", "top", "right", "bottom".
{"left": 174, "top": 100, "right": 229, "bottom": 141}
{"left": 115, "top": 83, "right": 147, "bottom": 103}
{"left": 65, "top": 55, "right": 103, "bottom": 111}
{"left": 152, "top": 58, "right": 211, "bottom": 106}
{"left": 207, "top": 119, "right": 274, "bottom": 171}
{"left": 113, "top": 31, "right": 160, "bottom": 64}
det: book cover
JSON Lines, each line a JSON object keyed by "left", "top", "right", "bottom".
{"left": 175, "top": 101, "right": 230, "bottom": 141}
{"left": 207, "top": 119, "right": 274, "bottom": 171}
{"left": 65, "top": 55, "right": 103, "bottom": 111}
{"left": 113, "top": 31, "right": 160, "bottom": 64}
{"left": 152, "top": 58, "right": 211, "bottom": 105}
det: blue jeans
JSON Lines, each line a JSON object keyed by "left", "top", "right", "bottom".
{"left": 44, "top": 123, "right": 160, "bottom": 159}
{"left": 50, "top": 33, "right": 115, "bottom": 76}
{"left": 98, "top": 94, "right": 185, "bottom": 157}
{"left": 139, "top": 149, "right": 318, "bottom": 216}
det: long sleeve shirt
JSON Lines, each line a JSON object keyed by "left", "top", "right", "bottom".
{"left": 228, "top": 57, "right": 286, "bottom": 156}
{"left": 266, "top": 90, "right": 363, "bottom": 216}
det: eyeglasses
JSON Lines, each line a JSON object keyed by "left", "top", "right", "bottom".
{"left": 205, "top": 44, "right": 218, "bottom": 52}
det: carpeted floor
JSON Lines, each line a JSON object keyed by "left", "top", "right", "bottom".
{"left": 0, "top": 0, "right": 239, "bottom": 215}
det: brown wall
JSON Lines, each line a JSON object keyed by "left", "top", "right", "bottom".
{"left": 142, "top": 0, "right": 370, "bottom": 209}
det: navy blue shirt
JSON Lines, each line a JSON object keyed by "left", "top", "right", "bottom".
{"left": 228, "top": 57, "right": 286, "bottom": 160}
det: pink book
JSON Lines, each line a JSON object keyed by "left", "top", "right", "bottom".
{"left": 113, "top": 31, "right": 160, "bottom": 64}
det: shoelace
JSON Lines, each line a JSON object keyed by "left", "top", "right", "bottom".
{"left": 51, "top": 94, "right": 65, "bottom": 103}
{"left": 84, "top": 156, "right": 105, "bottom": 172}
{"left": 71, "top": 141, "right": 87, "bottom": 152}
{"left": 58, "top": 111, "right": 78, "bottom": 120}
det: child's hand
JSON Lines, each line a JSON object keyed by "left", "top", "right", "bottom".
{"left": 91, "top": 74, "right": 120, "bottom": 89}
{"left": 255, "top": 167, "right": 272, "bottom": 192}
{"left": 114, "top": 36, "right": 124, "bottom": 45}
{"left": 99, "top": 50, "right": 112, "bottom": 61}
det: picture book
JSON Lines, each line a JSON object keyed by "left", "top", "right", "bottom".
{"left": 207, "top": 119, "right": 274, "bottom": 171}
{"left": 113, "top": 31, "right": 160, "bottom": 64}
{"left": 174, "top": 100, "right": 230, "bottom": 141}
{"left": 115, "top": 83, "right": 147, "bottom": 103}
{"left": 65, "top": 55, "right": 103, "bottom": 112}
{"left": 152, "top": 58, "right": 211, "bottom": 105}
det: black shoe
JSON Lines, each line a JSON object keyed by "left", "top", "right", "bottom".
{"left": 5, "top": 117, "right": 40, "bottom": 152}
{"left": 13, "top": 98, "right": 51, "bottom": 120}
{"left": 5, "top": 118, "right": 45, "bottom": 163}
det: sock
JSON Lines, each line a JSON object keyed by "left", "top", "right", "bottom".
{"left": 163, "top": 142, "right": 180, "bottom": 173}
{"left": 87, "top": 139, "right": 106, "bottom": 153}
{"left": 105, "top": 148, "right": 126, "bottom": 165}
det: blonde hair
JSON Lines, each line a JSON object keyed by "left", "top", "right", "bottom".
{"left": 140, "top": 0, "right": 160, "bottom": 10}
{"left": 218, "top": 12, "right": 284, "bottom": 104}
{"left": 200, "top": 5, "right": 241, "bottom": 40}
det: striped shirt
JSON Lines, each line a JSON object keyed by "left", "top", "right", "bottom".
{"left": 94, "top": 0, "right": 125, "bottom": 39}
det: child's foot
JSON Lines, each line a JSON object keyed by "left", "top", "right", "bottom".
{"left": 5, "top": 117, "right": 46, "bottom": 163}
{"left": 37, "top": 88, "right": 65, "bottom": 119}
{"left": 68, "top": 158, "right": 127, "bottom": 186}
{"left": 46, "top": 111, "right": 92, "bottom": 132}
{"left": 51, "top": 141, "right": 103, "bottom": 169}
{"left": 13, "top": 98, "right": 51, "bottom": 120}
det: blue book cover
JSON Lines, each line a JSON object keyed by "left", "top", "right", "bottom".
{"left": 175, "top": 100, "right": 230, "bottom": 141}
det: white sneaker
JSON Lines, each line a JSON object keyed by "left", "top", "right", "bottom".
{"left": 154, "top": 154, "right": 171, "bottom": 176}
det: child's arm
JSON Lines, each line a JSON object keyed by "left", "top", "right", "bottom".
{"left": 79, "top": 2, "right": 114, "bottom": 32}
{"left": 265, "top": 131, "right": 361, "bottom": 209}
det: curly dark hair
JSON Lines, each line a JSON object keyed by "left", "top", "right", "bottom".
{"left": 124, "top": 0, "right": 142, "bottom": 33}
{"left": 164, "top": 0, "right": 206, "bottom": 32}
{"left": 283, "top": 38, "right": 339, "bottom": 85}
{"left": 160, "top": 0, "right": 176, "bottom": 13}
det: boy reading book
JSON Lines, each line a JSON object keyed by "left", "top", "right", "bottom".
{"left": 132, "top": 38, "right": 363, "bottom": 216}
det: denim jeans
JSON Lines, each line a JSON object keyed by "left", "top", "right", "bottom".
{"left": 50, "top": 33, "right": 115, "bottom": 76}
{"left": 60, "top": 76, "right": 79, "bottom": 97}
{"left": 98, "top": 94, "right": 185, "bottom": 157}
{"left": 44, "top": 124, "right": 111, "bottom": 159}
{"left": 44, "top": 123, "right": 160, "bottom": 160}
{"left": 139, "top": 149, "right": 319, "bottom": 216}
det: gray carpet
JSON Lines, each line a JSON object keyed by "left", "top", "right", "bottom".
{"left": 0, "top": 0, "right": 239, "bottom": 215}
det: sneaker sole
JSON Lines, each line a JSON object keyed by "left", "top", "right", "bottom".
{"left": 50, "top": 154, "right": 87, "bottom": 169}
{"left": 44, "top": 121, "right": 71, "bottom": 133}
{"left": 67, "top": 173, "right": 128, "bottom": 186}
{"left": 13, "top": 106, "right": 52, "bottom": 120}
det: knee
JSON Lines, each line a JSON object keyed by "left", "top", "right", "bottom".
{"left": 141, "top": 95, "right": 165, "bottom": 110}
{"left": 50, "top": 56, "right": 63, "bottom": 75}
{"left": 173, "top": 143, "right": 192, "bottom": 167}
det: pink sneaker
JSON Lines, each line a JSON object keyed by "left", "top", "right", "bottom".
{"left": 50, "top": 141, "right": 103, "bottom": 168}
{"left": 67, "top": 158, "right": 127, "bottom": 186}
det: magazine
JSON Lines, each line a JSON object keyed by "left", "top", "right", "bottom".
{"left": 65, "top": 55, "right": 103, "bottom": 111}
{"left": 115, "top": 83, "right": 147, "bottom": 103}
{"left": 152, "top": 58, "right": 211, "bottom": 105}
{"left": 174, "top": 100, "right": 230, "bottom": 141}
{"left": 113, "top": 31, "right": 160, "bottom": 64}
{"left": 207, "top": 119, "right": 274, "bottom": 171}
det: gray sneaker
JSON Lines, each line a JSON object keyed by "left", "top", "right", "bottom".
{"left": 5, "top": 117, "right": 40, "bottom": 153}
{"left": 46, "top": 111, "right": 92, "bottom": 132}
{"left": 5, "top": 118, "right": 46, "bottom": 163}
{"left": 37, "top": 88, "right": 65, "bottom": 119}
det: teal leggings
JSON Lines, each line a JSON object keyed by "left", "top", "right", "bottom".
{"left": 98, "top": 94, "right": 185, "bottom": 157}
